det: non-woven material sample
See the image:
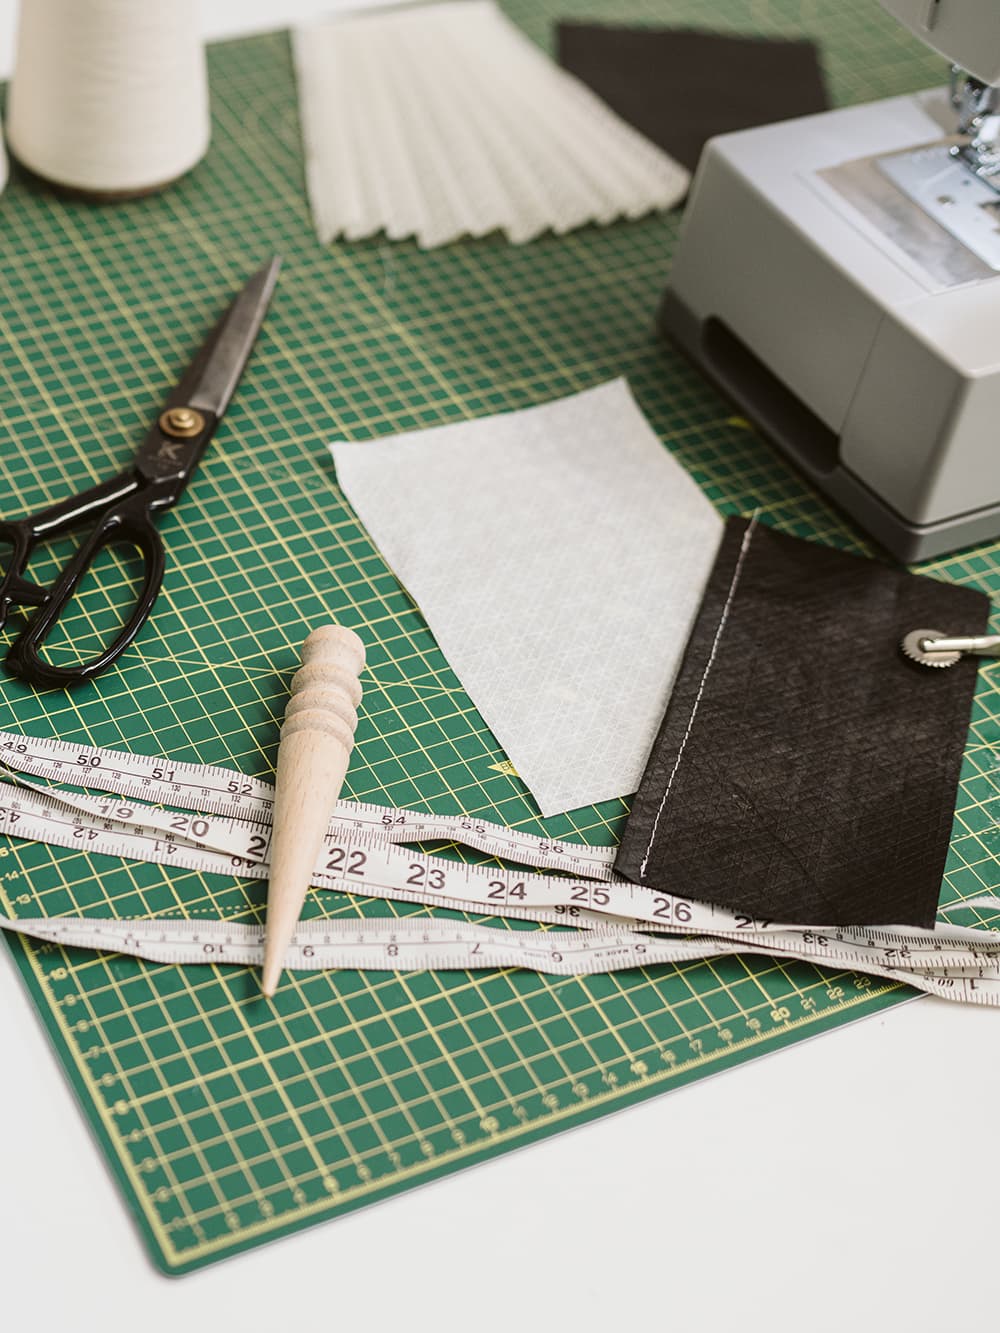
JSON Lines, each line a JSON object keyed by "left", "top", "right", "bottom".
{"left": 293, "top": 1, "right": 690, "bottom": 248}
{"left": 615, "top": 516, "right": 990, "bottom": 927}
{"left": 556, "top": 24, "right": 829, "bottom": 173}
{"left": 330, "top": 379, "right": 722, "bottom": 817}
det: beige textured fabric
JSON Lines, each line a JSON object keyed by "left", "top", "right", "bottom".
{"left": 331, "top": 379, "right": 722, "bottom": 817}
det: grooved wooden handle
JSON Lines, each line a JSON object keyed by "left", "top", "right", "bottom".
{"left": 261, "top": 625, "right": 366, "bottom": 996}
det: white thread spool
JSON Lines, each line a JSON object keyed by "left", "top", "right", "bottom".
{"left": 6, "top": 0, "right": 210, "bottom": 199}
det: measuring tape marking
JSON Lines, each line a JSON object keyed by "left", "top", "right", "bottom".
{"left": 3, "top": 769, "right": 997, "bottom": 972}
{"left": 0, "top": 731, "right": 617, "bottom": 877}
{"left": 0, "top": 781, "right": 637, "bottom": 933}
{"left": 9, "top": 738, "right": 992, "bottom": 949}
{"left": 0, "top": 912, "right": 752, "bottom": 972}
{"left": 11, "top": 775, "right": 992, "bottom": 966}
{"left": 3, "top": 732, "right": 999, "bottom": 999}
{"left": 2, "top": 913, "right": 997, "bottom": 1005}
{"left": 3, "top": 781, "right": 997, "bottom": 982}
{"left": 0, "top": 769, "right": 712, "bottom": 932}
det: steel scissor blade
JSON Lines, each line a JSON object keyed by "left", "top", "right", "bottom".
{"left": 167, "top": 255, "right": 281, "bottom": 419}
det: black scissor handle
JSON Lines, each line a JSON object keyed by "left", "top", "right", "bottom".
{"left": 0, "top": 470, "right": 140, "bottom": 630}
{"left": 0, "top": 518, "right": 49, "bottom": 631}
{"left": 5, "top": 493, "right": 166, "bottom": 690}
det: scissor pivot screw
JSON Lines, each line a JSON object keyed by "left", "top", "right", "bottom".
{"left": 159, "top": 407, "right": 205, "bottom": 438}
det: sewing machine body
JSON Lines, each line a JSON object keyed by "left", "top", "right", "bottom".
{"left": 662, "top": 88, "right": 1000, "bottom": 561}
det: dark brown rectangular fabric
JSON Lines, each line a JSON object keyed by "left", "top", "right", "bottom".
{"left": 556, "top": 24, "right": 829, "bottom": 173}
{"left": 614, "top": 517, "right": 990, "bottom": 927}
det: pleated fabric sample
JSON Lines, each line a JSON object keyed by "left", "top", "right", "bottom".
{"left": 293, "top": 1, "right": 690, "bottom": 248}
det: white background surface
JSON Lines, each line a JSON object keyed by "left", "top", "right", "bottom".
{"left": 1, "top": 4, "right": 999, "bottom": 1329}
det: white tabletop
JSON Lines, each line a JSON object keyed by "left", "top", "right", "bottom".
{"left": 1, "top": 5, "right": 997, "bottom": 1328}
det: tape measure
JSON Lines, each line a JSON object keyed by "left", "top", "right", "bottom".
{"left": 1, "top": 911, "right": 997, "bottom": 1005}
{"left": 0, "top": 728, "right": 997, "bottom": 1005}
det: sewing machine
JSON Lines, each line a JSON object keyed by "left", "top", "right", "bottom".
{"left": 661, "top": 0, "right": 1000, "bottom": 560}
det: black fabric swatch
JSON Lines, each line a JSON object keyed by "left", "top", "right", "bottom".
{"left": 556, "top": 24, "right": 829, "bottom": 173}
{"left": 615, "top": 517, "right": 990, "bottom": 928}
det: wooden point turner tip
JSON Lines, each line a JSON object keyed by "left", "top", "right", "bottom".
{"left": 261, "top": 624, "right": 366, "bottom": 996}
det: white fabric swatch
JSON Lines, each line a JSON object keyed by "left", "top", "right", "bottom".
{"left": 293, "top": 1, "right": 689, "bottom": 249}
{"left": 330, "top": 380, "right": 723, "bottom": 817}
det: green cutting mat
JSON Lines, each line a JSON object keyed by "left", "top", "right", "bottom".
{"left": 2, "top": 0, "right": 999, "bottom": 1276}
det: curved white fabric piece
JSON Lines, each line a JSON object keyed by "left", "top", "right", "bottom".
{"left": 331, "top": 379, "right": 723, "bottom": 817}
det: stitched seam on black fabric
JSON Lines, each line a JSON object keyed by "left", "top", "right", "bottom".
{"left": 638, "top": 514, "right": 759, "bottom": 880}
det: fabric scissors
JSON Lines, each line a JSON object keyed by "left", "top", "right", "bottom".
{"left": 0, "top": 256, "right": 281, "bottom": 690}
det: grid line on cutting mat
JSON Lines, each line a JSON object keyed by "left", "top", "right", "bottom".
{"left": 0, "top": 0, "right": 996, "bottom": 1273}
